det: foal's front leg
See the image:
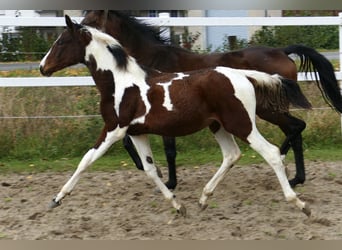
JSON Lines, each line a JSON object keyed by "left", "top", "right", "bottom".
{"left": 49, "top": 125, "right": 127, "bottom": 208}
{"left": 129, "top": 135, "right": 186, "bottom": 216}
{"left": 199, "top": 127, "right": 241, "bottom": 210}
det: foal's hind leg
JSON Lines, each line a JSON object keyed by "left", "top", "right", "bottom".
{"left": 246, "top": 127, "right": 310, "bottom": 216}
{"left": 257, "top": 110, "right": 306, "bottom": 187}
{"left": 129, "top": 135, "right": 186, "bottom": 216}
{"left": 199, "top": 126, "right": 241, "bottom": 210}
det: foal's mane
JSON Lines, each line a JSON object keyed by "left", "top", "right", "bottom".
{"left": 83, "top": 25, "right": 130, "bottom": 70}
{"left": 87, "top": 26, "right": 120, "bottom": 46}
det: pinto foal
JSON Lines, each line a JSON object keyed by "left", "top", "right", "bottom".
{"left": 82, "top": 10, "right": 342, "bottom": 190}
{"left": 40, "top": 16, "right": 311, "bottom": 217}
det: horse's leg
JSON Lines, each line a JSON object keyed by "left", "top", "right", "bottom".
{"left": 257, "top": 110, "right": 306, "bottom": 187}
{"left": 198, "top": 126, "right": 241, "bottom": 210}
{"left": 246, "top": 126, "right": 310, "bottom": 216}
{"left": 287, "top": 133, "right": 306, "bottom": 187}
{"left": 278, "top": 114, "right": 306, "bottom": 187}
{"left": 49, "top": 125, "right": 127, "bottom": 208}
{"left": 122, "top": 134, "right": 144, "bottom": 170}
{"left": 162, "top": 136, "right": 177, "bottom": 190}
{"left": 129, "top": 135, "right": 186, "bottom": 216}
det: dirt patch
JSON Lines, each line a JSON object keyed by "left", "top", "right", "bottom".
{"left": 1, "top": 161, "right": 342, "bottom": 239}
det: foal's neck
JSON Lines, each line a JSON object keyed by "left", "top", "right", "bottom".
{"left": 85, "top": 42, "right": 147, "bottom": 91}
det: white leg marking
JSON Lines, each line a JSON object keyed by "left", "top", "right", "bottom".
{"left": 54, "top": 126, "right": 128, "bottom": 204}
{"left": 199, "top": 128, "right": 241, "bottom": 208}
{"left": 280, "top": 154, "right": 286, "bottom": 161}
{"left": 247, "top": 127, "right": 306, "bottom": 211}
{"left": 129, "top": 135, "right": 182, "bottom": 211}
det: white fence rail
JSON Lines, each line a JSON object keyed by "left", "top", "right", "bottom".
{"left": 1, "top": 14, "right": 342, "bottom": 135}
{"left": 0, "top": 16, "right": 340, "bottom": 27}
{"left": 1, "top": 14, "right": 342, "bottom": 86}
{"left": 1, "top": 72, "right": 342, "bottom": 88}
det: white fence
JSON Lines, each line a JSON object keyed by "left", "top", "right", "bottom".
{"left": 0, "top": 14, "right": 342, "bottom": 135}
{"left": 1, "top": 14, "right": 342, "bottom": 85}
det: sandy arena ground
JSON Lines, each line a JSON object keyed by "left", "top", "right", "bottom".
{"left": 1, "top": 160, "right": 342, "bottom": 239}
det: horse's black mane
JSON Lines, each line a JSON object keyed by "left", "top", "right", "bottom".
{"left": 110, "top": 11, "right": 171, "bottom": 44}
{"left": 84, "top": 10, "right": 171, "bottom": 45}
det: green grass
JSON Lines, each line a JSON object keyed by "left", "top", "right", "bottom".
{"left": 0, "top": 67, "right": 341, "bottom": 173}
{"left": 0, "top": 143, "right": 341, "bottom": 174}
{"left": 0, "top": 66, "right": 89, "bottom": 77}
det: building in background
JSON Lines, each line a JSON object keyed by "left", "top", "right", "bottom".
{"left": 127, "top": 10, "right": 282, "bottom": 51}
{"left": 0, "top": 10, "right": 281, "bottom": 51}
{"left": 189, "top": 10, "right": 281, "bottom": 51}
{"left": 3, "top": 10, "right": 338, "bottom": 52}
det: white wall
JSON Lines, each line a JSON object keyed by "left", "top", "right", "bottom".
{"left": 187, "top": 10, "right": 207, "bottom": 50}
{"left": 205, "top": 10, "right": 248, "bottom": 51}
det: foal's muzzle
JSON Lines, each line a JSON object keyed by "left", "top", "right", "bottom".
{"left": 39, "top": 66, "right": 52, "bottom": 77}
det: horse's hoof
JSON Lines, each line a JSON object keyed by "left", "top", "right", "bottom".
{"left": 48, "top": 198, "right": 61, "bottom": 209}
{"left": 177, "top": 204, "right": 187, "bottom": 217}
{"left": 289, "top": 177, "right": 305, "bottom": 188}
{"left": 198, "top": 202, "right": 208, "bottom": 211}
{"left": 302, "top": 204, "right": 311, "bottom": 217}
{"left": 165, "top": 181, "right": 177, "bottom": 190}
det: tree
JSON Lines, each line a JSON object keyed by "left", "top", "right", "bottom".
{"left": 250, "top": 25, "right": 338, "bottom": 49}
{"left": 250, "top": 10, "right": 339, "bottom": 49}
{"left": 0, "top": 27, "right": 56, "bottom": 62}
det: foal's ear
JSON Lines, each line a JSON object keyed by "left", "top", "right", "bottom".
{"left": 65, "top": 15, "right": 75, "bottom": 32}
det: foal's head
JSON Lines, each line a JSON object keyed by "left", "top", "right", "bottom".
{"left": 40, "top": 15, "right": 92, "bottom": 76}
{"left": 40, "top": 15, "right": 131, "bottom": 77}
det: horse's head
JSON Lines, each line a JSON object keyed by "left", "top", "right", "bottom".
{"left": 82, "top": 11, "right": 168, "bottom": 50}
{"left": 82, "top": 10, "right": 109, "bottom": 30}
{"left": 82, "top": 10, "right": 124, "bottom": 43}
{"left": 40, "top": 15, "right": 92, "bottom": 76}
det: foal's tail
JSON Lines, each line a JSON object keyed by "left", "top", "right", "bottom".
{"left": 279, "top": 77, "right": 313, "bottom": 110}
{"left": 236, "top": 69, "right": 312, "bottom": 112}
{"left": 283, "top": 44, "right": 342, "bottom": 113}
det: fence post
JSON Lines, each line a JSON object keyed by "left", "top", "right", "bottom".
{"left": 339, "top": 13, "right": 342, "bottom": 135}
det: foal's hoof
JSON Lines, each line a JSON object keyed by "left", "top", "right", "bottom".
{"left": 302, "top": 204, "right": 311, "bottom": 217}
{"left": 198, "top": 202, "right": 208, "bottom": 211}
{"left": 177, "top": 204, "right": 187, "bottom": 217}
{"left": 48, "top": 198, "right": 61, "bottom": 209}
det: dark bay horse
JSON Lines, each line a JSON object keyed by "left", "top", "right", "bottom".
{"left": 40, "top": 16, "right": 312, "bottom": 216}
{"left": 81, "top": 10, "right": 342, "bottom": 189}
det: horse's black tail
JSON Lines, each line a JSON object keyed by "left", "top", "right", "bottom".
{"left": 283, "top": 44, "right": 342, "bottom": 113}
